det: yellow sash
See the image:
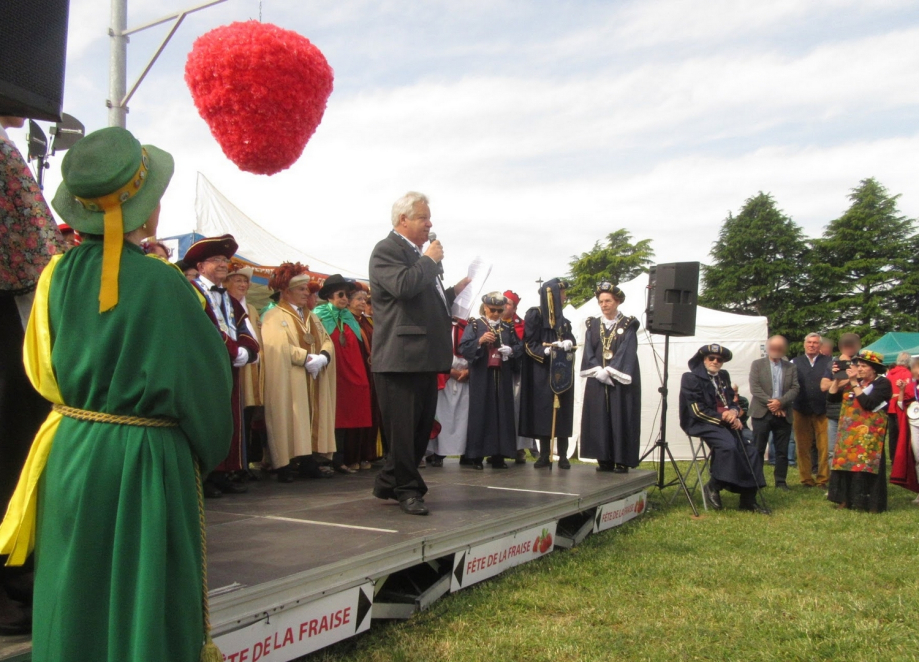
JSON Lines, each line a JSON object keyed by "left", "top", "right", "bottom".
{"left": 0, "top": 254, "right": 64, "bottom": 565}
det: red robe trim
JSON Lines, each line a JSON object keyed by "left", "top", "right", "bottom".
{"left": 332, "top": 325, "right": 372, "bottom": 429}
{"left": 891, "top": 380, "right": 919, "bottom": 494}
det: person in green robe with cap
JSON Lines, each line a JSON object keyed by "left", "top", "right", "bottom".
{"left": 0, "top": 126, "right": 233, "bottom": 661}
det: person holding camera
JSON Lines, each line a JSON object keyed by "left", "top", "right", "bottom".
{"left": 820, "top": 333, "right": 861, "bottom": 474}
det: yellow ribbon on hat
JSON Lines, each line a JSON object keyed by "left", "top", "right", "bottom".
{"left": 73, "top": 149, "right": 150, "bottom": 313}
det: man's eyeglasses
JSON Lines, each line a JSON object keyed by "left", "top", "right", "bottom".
{"left": 205, "top": 257, "right": 230, "bottom": 265}
{"left": 705, "top": 355, "right": 724, "bottom": 363}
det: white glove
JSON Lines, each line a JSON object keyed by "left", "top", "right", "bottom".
{"left": 544, "top": 346, "right": 552, "bottom": 356}
{"left": 553, "top": 339, "right": 573, "bottom": 351}
{"left": 305, "top": 353, "right": 329, "bottom": 378}
{"left": 605, "top": 365, "right": 631, "bottom": 385}
{"left": 232, "top": 348, "right": 250, "bottom": 368}
{"left": 498, "top": 345, "right": 513, "bottom": 357}
{"left": 595, "top": 369, "right": 613, "bottom": 385}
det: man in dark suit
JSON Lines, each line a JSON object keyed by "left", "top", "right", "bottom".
{"left": 369, "top": 192, "right": 470, "bottom": 515}
{"left": 749, "top": 335, "right": 800, "bottom": 490}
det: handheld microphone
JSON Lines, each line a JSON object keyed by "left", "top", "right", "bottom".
{"left": 428, "top": 232, "right": 444, "bottom": 279}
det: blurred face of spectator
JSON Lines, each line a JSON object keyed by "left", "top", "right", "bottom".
{"left": 61, "top": 229, "right": 78, "bottom": 248}
{"left": 198, "top": 256, "right": 229, "bottom": 284}
{"left": 183, "top": 267, "right": 198, "bottom": 282}
{"left": 282, "top": 282, "right": 311, "bottom": 308}
{"left": 732, "top": 384, "right": 740, "bottom": 401}
{"left": 839, "top": 339, "right": 861, "bottom": 358}
{"left": 306, "top": 292, "right": 318, "bottom": 310}
{"left": 150, "top": 244, "right": 169, "bottom": 259}
{"left": 331, "top": 289, "right": 350, "bottom": 310}
{"left": 503, "top": 299, "right": 517, "bottom": 320}
{"left": 820, "top": 339, "right": 834, "bottom": 357}
{"left": 349, "top": 291, "right": 368, "bottom": 316}
{"left": 803, "top": 335, "right": 821, "bottom": 357}
{"left": 911, "top": 362, "right": 919, "bottom": 380}
{"left": 364, "top": 299, "right": 373, "bottom": 316}
{"left": 767, "top": 337, "right": 787, "bottom": 360}
{"left": 0, "top": 117, "right": 25, "bottom": 129}
{"left": 225, "top": 274, "right": 249, "bottom": 300}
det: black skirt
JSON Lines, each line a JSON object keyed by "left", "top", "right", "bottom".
{"left": 827, "top": 449, "right": 887, "bottom": 513}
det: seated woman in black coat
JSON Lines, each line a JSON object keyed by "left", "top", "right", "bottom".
{"left": 459, "top": 293, "right": 523, "bottom": 469}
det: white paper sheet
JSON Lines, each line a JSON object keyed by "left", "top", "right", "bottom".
{"left": 451, "top": 256, "right": 492, "bottom": 319}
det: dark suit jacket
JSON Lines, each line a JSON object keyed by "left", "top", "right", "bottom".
{"left": 369, "top": 232, "right": 457, "bottom": 373}
{"left": 748, "top": 357, "right": 800, "bottom": 422}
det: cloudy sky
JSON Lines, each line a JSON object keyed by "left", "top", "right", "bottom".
{"left": 9, "top": 0, "right": 919, "bottom": 311}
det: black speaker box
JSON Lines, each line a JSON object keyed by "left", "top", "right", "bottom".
{"left": 645, "top": 262, "right": 700, "bottom": 337}
{"left": 0, "top": 0, "right": 70, "bottom": 122}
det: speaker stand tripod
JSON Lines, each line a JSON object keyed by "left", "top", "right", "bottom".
{"left": 638, "top": 333, "right": 700, "bottom": 517}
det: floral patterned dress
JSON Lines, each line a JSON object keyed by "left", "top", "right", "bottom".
{"left": 827, "top": 376, "right": 891, "bottom": 512}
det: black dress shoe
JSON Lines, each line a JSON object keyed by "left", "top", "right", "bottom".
{"left": 399, "top": 497, "right": 429, "bottom": 516}
{"left": 459, "top": 455, "right": 473, "bottom": 466}
{"left": 212, "top": 475, "right": 248, "bottom": 494}
{"left": 277, "top": 466, "right": 296, "bottom": 483}
{"left": 739, "top": 500, "right": 771, "bottom": 515}
{"left": 596, "top": 461, "right": 616, "bottom": 472}
{"left": 373, "top": 487, "right": 396, "bottom": 501}
{"left": 490, "top": 460, "right": 509, "bottom": 469}
{"left": 429, "top": 455, "right": 444, "bottom": 468}
{"left": 558, "top": 457, "right": 571, "bottom": 470}
{"left": 703, "top": 483, "right": 723, "bottom": 510}
{"left": 472, "top": 462, "right": 484, "bottom": 470}
{"left": 203, "top": 480, "right": 223, "bottom": 499}
{"left": 0, "top": 591, "right": 31, "bottom": 636}
{"left": 515, "top": 450, "right": 527, "bottom": 464}
{"left": 299, "top": 461, "right": 325, "bottom": 479}
{"left": 613, "top": 464, "right": 629, "bottom": 474}
{"left": 776, "top": 483, "right": 791, "bottom": 491}
{"left": 533, "top": 457, "right": 551, "bottom": 469}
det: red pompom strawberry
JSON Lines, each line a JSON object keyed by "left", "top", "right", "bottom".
{"left": 538, "top": 530, "right": 553, "bottom": 553}
{"left": 185, "top": 21, "right": 334, "bottom": 175}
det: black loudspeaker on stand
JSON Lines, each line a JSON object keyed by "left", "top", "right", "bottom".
{"left": 0, "top": 0, "right": 70, "bottom": 121}
{"left": 641, "top": 262, "right": 701, "bottom": 516}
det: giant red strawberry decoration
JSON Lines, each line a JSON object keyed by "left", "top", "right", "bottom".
{"left": 185, "top": 21, "right": 334, "bottom": 175}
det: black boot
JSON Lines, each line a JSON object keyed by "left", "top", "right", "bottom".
{"left": 738, "top": 489, "right": 770, "bottom": 514}
{"left": 533, "top": 438, "right": 551, "bottom": 469}
{"left": 557, "top": 438, "right": 571, "bottom": 470}
{"left": 703, "top": 480, "right": 723, "bottom": 510}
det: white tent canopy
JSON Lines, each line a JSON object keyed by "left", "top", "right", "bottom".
{"left": 569, "top": 274, "right": 768, "bottom": 460}
{"left": 194, "top": 173, "right": 365, "bottom": 279}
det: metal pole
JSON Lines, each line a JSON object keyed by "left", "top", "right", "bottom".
{"left": 108, "top": 0, "right": 128, "bottom": 127}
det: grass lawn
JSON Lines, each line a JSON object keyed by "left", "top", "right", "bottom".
{"left": 309, "top": 463, "right": 919, "bottom": 662}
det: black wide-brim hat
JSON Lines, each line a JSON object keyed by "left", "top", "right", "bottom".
{"left": 184, "top": 234, "right": 239, "bottom": 267}
{"left": 853, "top": 350, "right": 887, "bottom": 374}
{"left": 318, "top": 273, "right": 356, "bottom": 300}
{"left": 689, "top": 344, "right": 733, "bottom": 370}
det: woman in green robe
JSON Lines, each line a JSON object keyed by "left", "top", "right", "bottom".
{"left": 0, "top": 127, "right": 233, "bottom": 661}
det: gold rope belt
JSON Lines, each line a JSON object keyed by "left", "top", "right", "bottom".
{"left": 52, "top": 404, "right": 178, "bottom": 428}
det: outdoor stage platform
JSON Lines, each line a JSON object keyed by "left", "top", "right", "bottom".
{"left": 0, "top": 462, "right": 653, "bottom": 662}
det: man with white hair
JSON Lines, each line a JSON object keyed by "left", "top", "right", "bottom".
{"left": 368, "top": 192, "right": 470, "bottom": 515}
{"left": 887, "top": 350, "right": 913, "bottom": 465}
{"left": 791, "top": 333, "right": 833, "bottom": 488}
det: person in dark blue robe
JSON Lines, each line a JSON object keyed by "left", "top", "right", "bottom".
{"left": 519, "top": 278, "right": 576, "bottom": 469}
{"left": 579, "top": 282, "right": 641, "bottom": 473}
{"left": 459, "top": 293, "right": 523, "bottom": 469}
{"left": 679, "top": 344, "right": 767, "bottom": 513}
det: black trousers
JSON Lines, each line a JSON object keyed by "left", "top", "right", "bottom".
{"left": 753, "top": 412, "right": 792, "bottom": 485}
{"left": 373, "top": 372, "right": 438, "bottom": 501}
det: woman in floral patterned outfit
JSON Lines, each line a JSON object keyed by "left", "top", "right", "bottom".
{"left": 826, "top": 349, "right": 892, "bottom": 513}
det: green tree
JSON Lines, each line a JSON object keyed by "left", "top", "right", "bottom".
{"left": 566, "top": 229, "right": 654, "bottom": 307}
{"left": 809, "top": 178, "right": 916, "bottom": 345}
{"left": 700, "top": 192, "right": 815, "bottom": 345}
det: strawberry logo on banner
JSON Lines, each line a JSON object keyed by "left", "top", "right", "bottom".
{"left": 185, "top": 21, "right": 334, "bottom": 175}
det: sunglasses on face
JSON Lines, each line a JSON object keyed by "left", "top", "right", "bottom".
{"left": 333, "top": 291, "right": 349, "bottom": 299}
{"left": 705, "top": 355, "right": 724, "bottom": 363}
{"left": 486, "top": 307, "right": 505, "bottom": 314}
